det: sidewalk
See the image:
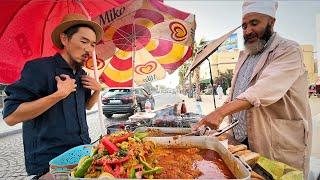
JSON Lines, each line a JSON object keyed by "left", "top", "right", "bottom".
{"left": 0, "top": 117, "right": 22, "bottom": 138}
{"left": 179, "top": 94, "right": 227, "bottom": 115}
{"left": 0, "top": 105, "right": 99, "bottom": 138}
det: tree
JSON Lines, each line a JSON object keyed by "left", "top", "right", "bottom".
{"left": 142, "top": 82, "right": 156, "bottom": 93}
{"left": 193, "top": 38, "right": 209, "bottom": 101}
{"left": 178, "top": 61, "right": 190, "bottom": 87}
{"left": 178, "top": 49, "right": 192, "bottom": 95}
{"left": 177, "top": 38, "right": 209, "bottom": 99}
{"left": 214, "top": 70, "right": 233, "bottom": 94}
{"left": 194, "top": 66, "right": 201, "bottom": 101}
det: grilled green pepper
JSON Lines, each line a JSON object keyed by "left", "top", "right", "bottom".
{"left": 139, "top": 156, "right": 152, "bottom": 170}
{"left": 142, "top": 167, "right": 163, "bottom": 176}
{"left": 134, "top": 132, "right": 149, "bottom": 140}
{"left": 91, "top": 147, "right": 98, "bottom": 157}
{"left": 78, "top": 156, "right": 89, "bottom": 166}
{"left": 129, "top": 168, "right": 136, "bottom": 178}
{"left": 74, "top": 157, "right": 94, "bottom": 178}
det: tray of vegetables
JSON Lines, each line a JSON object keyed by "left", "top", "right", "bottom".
{"left": 69, "top": 130, "right": 162, "bottom": 179}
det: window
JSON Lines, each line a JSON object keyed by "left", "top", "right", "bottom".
{"left": 105, "top": 89, "right": 130, "bottom": 96}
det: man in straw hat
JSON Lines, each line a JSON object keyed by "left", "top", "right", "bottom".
{"left": 194, "top": 0, "right": 312, "bottom": 177}
{"left": 3, "top": 13, "right": 103, "bottom": 177}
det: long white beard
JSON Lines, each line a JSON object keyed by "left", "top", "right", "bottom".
{"left": 244, "top": 39, "right": 267, "bottom": 55}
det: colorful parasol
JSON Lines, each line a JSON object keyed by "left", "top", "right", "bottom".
{"left": 85, "top": 0, "right": 196, "bottom": 87}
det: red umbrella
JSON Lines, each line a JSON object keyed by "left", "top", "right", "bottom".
{"left": 0, "top": 0, "right": 128, "bottom": 135}
{"left": 0, "top": 0, "right": 126, "bottom": 84}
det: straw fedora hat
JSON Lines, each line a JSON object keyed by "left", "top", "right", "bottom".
{"left": 51, "top": 13, "right": 103, "bottom": 49}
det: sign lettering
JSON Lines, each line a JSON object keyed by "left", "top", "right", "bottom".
{"left": 99, "top": 7, "right": 125, "bottom": 26}
{"left": 143, "top": 74, "right": 157, "bottom": 83}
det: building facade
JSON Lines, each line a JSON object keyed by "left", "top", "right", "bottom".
{"left": 210, "top": 49, "right": 239, "bottom": 78}
{"left": 203, "top": 45, "right": 318, "bottom": 85}
{"left": 317, "top": 14, "right": 320, "bottom": 76}
{"left": 301, "top": 45, "right": 318, "bottom": 84}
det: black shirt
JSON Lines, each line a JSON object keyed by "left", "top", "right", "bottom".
{"left": 3, "top": 53, "right": 91, "bottom": 175}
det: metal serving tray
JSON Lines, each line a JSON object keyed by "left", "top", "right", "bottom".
{"left": 144, "top": 136, "right": 250, "bottom": 180}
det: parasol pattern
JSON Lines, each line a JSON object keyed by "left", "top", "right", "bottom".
{"left": 85, "top": 0, "right": 196, "bottom": 87}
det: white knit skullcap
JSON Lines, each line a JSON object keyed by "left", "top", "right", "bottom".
{"left": 242, "top": 0, "right": 278, "bottom": 18}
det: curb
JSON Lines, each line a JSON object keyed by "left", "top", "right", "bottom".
{"left": 0, "top": 110, "right": 99, "bottom": 138}
{"left": 0, "top": 128, "right": 22, "bottom": 138}
{"left": 86, "top": 110, "right": 98, "bottom": 116}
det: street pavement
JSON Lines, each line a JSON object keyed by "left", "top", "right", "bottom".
{"left": 0, "top": 133, "right": 26, "bottom": 179}
{"left": 0, "top": 93, "right": 319, "bottom": 179}
{"left": 0, "top": 113, "right": 22, "bottom": 138}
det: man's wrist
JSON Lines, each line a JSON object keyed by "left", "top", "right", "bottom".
{"left": 51, "top": 91, "right": 65, "bottom": 100}
{"left": 93, "top": 89, "right": 101, "bottom": 94}
{"left": 216, "top": 106, "right": 228, "bottom": 118}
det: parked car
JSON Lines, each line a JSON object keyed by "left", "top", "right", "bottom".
{"left": 101, "top": 87, "right": 155, "bottom": 118}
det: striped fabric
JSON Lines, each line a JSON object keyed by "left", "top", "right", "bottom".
{"left": 232, "top": 33, "right": 276, "bottom": 142}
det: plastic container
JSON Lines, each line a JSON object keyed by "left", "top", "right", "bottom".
{"left": 49, "top": 145, "right": 93, "bottom": 175}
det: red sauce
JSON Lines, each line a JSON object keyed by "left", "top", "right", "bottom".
{"left": 148, "top": 147, "right": 235, "bottom": 179}
{"left": 197, "top": 149, "right": 235, "bottom": 179}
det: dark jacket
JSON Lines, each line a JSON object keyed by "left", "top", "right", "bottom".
{"left": 3, "top": 53, "right": 91, "bottom": 175}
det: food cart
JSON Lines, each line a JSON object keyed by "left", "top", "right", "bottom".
{"left": 48, "top": 102, "right": 304, "bottom": 180}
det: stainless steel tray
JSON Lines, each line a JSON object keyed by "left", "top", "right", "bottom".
{"left": 144, "top": 136, "right": 250, "bottom": 180}
{"left": 135, "top": 126, "right": 192, "bottom": 135}
{"left": 135, "top": 119, "right": 239, "bottom": 137}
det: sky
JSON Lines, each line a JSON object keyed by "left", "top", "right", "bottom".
{"left": 153, "top": 0, "right": 320, "bottom": 88}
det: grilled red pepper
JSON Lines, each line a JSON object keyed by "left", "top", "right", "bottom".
{"left": 105, "top": 154, "right": 130, "bottom": 164}
{"left": 103, "top": 164, "right": 116, "bottom": 176}
{"left": 111, "top": 132, "right": 132, "bottom": 144}
{"left": 102, "top": 164, "right": 124, "bottom": 178}
{"left": 114, "top": 164, "right": 121, "bottom": 177}
{"left": 95, "top": 157, "right": 106, "bottom": 166}
{"left": 95, "top": 154, "right": 130, "bottom": 165}
{"left": 101, "top": 137, "right": 119, "bottom": 155}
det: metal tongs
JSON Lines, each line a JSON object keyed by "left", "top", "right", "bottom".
{"left": 208, "top": 119, "right": 239, "bottom": 136}
{"left": 180, "top": 119, "right": 239, "bottom": 137}
{"left": 181, "top": 126, "right": 211, "bottom": 137}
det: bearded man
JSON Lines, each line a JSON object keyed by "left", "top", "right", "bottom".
{"left": 194, "top": 0, "right": 312, "bottom": 177}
